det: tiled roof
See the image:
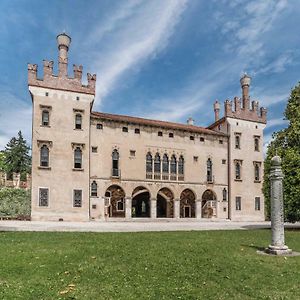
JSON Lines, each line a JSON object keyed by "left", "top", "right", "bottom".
{"left": 91, "top": 111, "right": 227, "bottom": 137}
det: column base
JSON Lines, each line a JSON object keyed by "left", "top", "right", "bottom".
{"left": 265, "top": 245, "right": 292, "bottom": 255}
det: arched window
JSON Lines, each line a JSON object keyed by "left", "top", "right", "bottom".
{"left": 255, "top": 164, "right": 260, "bottom": 181}
{"left": 40, "top": 145, "right": 49, "bottom": 167}
{"left": 178, "top": 156, "right": 184, "bottom": 175}
{"left": 154, "top": 153, "right": 161, "bottom": 173}
{"left": 162, "top": 154, "right": 169, "bottom": 173}
{"left": 146, "top": 152, "right": 152, "bottom": 173}
{"left": 254, "top": 138, "right": 259, "bottom": 151}
{"left": 222, "top": 188, "right": 227, "bottom": 201}
{"left": 235, "top": 162, "right": 241, "bottom": 180}
{"left": 74, "top": 147, "right": 82, "bottom": 169}
{"left": 207, "top": 158, "right": 213, "bottom": 182}
{"left": 170, "top": 155, "right": 177, "bottom": 174}
{"left": 112, "top": 149, "right": 119, "bottom": 177}
{"left": 42, "top": 110, "right": 49, "bottom": 126}
{"left": 91, "top": 181, "right": 97, "bottom": 197}
{"left": 75, "top": 114, "right": 82, "bottom": 129}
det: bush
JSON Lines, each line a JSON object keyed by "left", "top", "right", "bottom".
{"left": 0, "top": 188, "right": 31, "bottom": 218}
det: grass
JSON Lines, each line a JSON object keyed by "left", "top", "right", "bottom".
{"left": 0, "top": 230, "right": 299, "bottom": 300}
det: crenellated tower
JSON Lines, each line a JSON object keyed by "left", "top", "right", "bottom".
{"left": 29, "top": 33, "right": 96, "bottom": 222}
{"left": 209, "top": 75, "right": 267, "bottom": 221}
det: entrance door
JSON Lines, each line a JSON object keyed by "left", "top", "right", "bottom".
{"left": 157, "top": 196, "right": 167, "bottom": 217}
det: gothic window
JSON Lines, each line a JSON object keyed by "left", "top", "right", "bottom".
{"left": 207, "top": 158, "right": 213, "bottom": 182}
{"left": 75, "top": 114, "right": 82, "bottom": 129}
{"left": 146, "top": 152, "right": 152, "bottom": 173}
{"left": 254, "top": 164, "right": 260, "bottom": 181}
{"left": 178, "top": 156, "right": 184, "bottom": 175}
{"left": 40, "top": 145, "right": 49, "bottom": 167}
{"left": 235, "top": 135, "right": 240, "bottom": 149}
{"left": 112, "top": 149, "right": 119, "bottom": 177}
{"left": 154, "top": 153, "right": 161, "bottom": 173}
{"left": 255, "top": 197, "right": 261, "bottom": 211}
{"left": 91, "top": 181, "right": 97, "bottom": 197}
{"left": 254, "top": 137, "right": 260, "bottom": 151}
{"left": 42, "top": 110, "right": 49, "bottom": 126}
{"left": 74, "top": 147, "right": 82, "bottom": 169}
{"left": 162, "top": 154, "right": 169, "bottom": 173}
{"left": 235, "top": 162, "right": 241, "bottom": 180}
{"left": 236, "top": 196, "right": 241, "bottom": 210}
{"left": 73, "top": 189, "right": 82, "bottom": 207}
{"left": 170, "top": 155, "right": 177, "bottom": 174}
{"left": 39, "top": 188, "right": 49, "bottom": 207}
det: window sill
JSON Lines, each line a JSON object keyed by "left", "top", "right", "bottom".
{"left": 38, "top": 166, "right": 51, "bottom": 170}
{"left": 40, "top": 125, "right": 51, "bottom": 128}
{"left": 74, "top": 128, "right": 83, "bottom": 131}
{"left": 254, "top": 180, "right": 261, "bottom": 183}
{"left": 73, "top": 168, "right": 84, "bottom": 172}
{"left": 90, "top": 195, "right": 98, "bottom": 198}
{"left": 234, "top": 178, "right": 243, "bottom": 182}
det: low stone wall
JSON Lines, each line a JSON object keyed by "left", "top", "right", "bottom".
{"left": 0, "top": 172, "right": 31, "bottom": 190}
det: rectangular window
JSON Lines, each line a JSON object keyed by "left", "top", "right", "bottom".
{"left": 130, "top": 150, "right": 136, "bottom": 157}
{"left": 222, "top": 159, "right": 226, "bottom": 164}
{"left": 39, "top": 188, "right": 49, "bottom": 207}
{"left": 219, "top": 140, "right": 223, "bottom": 144}
{"left": 158, "top": 131, "right": 163, "bottom": 137}
{"left": 96, "top": 123, "right": 103, "bottom": 129}
{"left": 235, "top": 135, "right": 240, "bottom": 149}
{"left": 73, "top": 190, "right": 82, "bottom": 207}
{"left": 75, "top": 114, "right": 82, "bottom": 129}
{"left": 122, "top": 126, "right": 128, "bottom": 132}
{"left": 255, "top": 197, "right": 261, "bottom": 211}
{"left": 42, "top": 110, "right": 49, "bottom": 126}
{"left": 254, "top": 137, "right": 260, "bottom": 151}
{"left": 236, "top": 197, "right": 241, "bottom": 211}
{"left": 169, "top": 133, "right": 174, "bottom": 138}
{"left": 134, "top": 128, "right": 140, "bottom": 134}
{"left": 190, "top": 136, "right": 194, "bottom": 141}
{"left": 193, "top": 156, "right": 198, "bottom": 162}
{"left": 92, "top": 147, "right": 98, "bottom": 153}
{"left": 200, "top": 137, "right": 205, "bottom": 142}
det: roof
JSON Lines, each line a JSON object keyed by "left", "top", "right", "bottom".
{"left": 91, "top": 111, "right": 227, "bottom": 137}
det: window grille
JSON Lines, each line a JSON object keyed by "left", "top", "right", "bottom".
{"left": 39, "top": 188, "right": 49, "bottom": 207}
{"left": 74, "top": 190, "right": 82, "bottom": 207}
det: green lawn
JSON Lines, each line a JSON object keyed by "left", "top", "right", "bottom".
{"left": 0, "top": 230, "right": 299, "bottom": 300}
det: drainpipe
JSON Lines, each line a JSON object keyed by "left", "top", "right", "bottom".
{"left": 227, "top": 122, "right": 231, "bottom": 220}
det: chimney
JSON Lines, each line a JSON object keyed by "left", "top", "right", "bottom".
{"left": 57, "top": 33, "right": 71, "bottom": 77}
{"left": 240, "top": 73, "right": 251, "bottom": 110}
{"left": 213, "top": 100, "right": 220, "bottom": 121}
{"left": 187, "top": 117, "right": 194, "bottom": 125}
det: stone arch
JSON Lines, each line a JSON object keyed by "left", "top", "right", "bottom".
{"left": 157, "top": 187, "right": 174, "bottom": 218}
{"left": 132, "top": 186, "right": 150, "bottom": 218}
{"left": 201, "top": 189, "right": 217, "bottom": 218}
{"left": 105, "top": 185, "right": 125, "bottom": 218}
{"left": 180, "top": 189, "right": 196, "bottom": 218}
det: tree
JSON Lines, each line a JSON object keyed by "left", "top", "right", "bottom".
{"left": 4, "top": 131, "right": 31, "bottom": 180}
{"left": 0, "top": 151, "right": 5, "bottom": 172}
{"left": 263, "top": 83, "right": 300, "bottom": 222}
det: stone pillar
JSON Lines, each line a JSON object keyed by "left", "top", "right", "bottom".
{"left": 266, "top": 156, "right": 292, "bottom": 255}
{"left": 196, "top": 199, "right": 202, "bottom": 219}
{"left": 151, "top": 198, "right": 157, "bottom": 219}
{"left": 125, "top": 197, "right": 132, "bottom": 219}
{"left": 174, "top": 199, "right": 180, "bottom": 219}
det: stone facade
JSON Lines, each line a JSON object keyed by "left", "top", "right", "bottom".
{"left": 29, "top": 34, "right": 266, "bottom": 222}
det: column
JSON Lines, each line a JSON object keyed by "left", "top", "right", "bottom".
{"left": 266, "top": 156, "right": 292, "bottom": 255}
{"left": 151, "top": 198, "right": 156, "bottom": 219}
{"left": 174, "top": 199, "right": 180, "bottom": 219}
{"left": 125, "top": 197, "right": 132, "bottom": 219}
{"left": 196, "top": 199, "right": 202, "bottom": 219}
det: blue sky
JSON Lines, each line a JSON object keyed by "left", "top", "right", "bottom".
{"left": 0, "top": 0, "right": 299, "bottom": 152}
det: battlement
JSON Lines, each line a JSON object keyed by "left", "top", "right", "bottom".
{"left": 212, "top": 74, "right": 267, "bottom": 124}
{"left": 28, "top": 33, "right": 96, "bottom": 95}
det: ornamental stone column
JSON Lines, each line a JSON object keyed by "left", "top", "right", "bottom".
{"left": 196, "top": 199, "right": 202, "bottom": 219}
{"left": 125, "top": 197, "right": 132, "bottom": 219}
{"left": 174, "top": 199, "right": 180, "bottom": 219}
{"left": 151, "top": 198, "right": 157, "bottom": 219}
{"left": 266, "top": 155, "right": 292, "bottom": 255}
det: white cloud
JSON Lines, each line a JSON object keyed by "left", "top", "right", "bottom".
{"left": 86, "top": 0, "right": 188, "bottom": 105}
{"left": 0, "top": 90, "right": 32, "bottom": 150}
{"left": 267, "top": 117, "right": 288, "bottom": 128}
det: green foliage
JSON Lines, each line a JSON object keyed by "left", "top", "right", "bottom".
{"left": 0, "top": 230, "right": 300, "bottom": 299}
{"left": 0, "top": 151, "right": 5, "bottom": 171}
{"left": 264, "top": 82, "right": 300, "bottom": 222}
{"left": 0, "top": 187, "right": 31, "bottom": 217}
{"left": 3, "top": 131, "right": 31, "bottom": 180}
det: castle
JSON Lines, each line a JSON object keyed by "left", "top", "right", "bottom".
{"left": 28, "top": 33, "right": 266, "bottom": 222}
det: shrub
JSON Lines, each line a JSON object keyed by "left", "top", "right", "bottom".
{"left": 0, "top": 188, "right": 31, "bottom": 218}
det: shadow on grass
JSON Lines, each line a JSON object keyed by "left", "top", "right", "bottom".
{"left": 241, "top": 244, "right": 266, "bottom": 251}
{"left": 241, "top": 224, "right": 270, "bottom": 230}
